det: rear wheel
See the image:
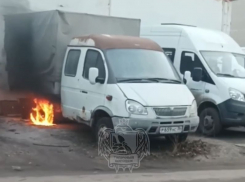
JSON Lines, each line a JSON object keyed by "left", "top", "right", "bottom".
{"left": 165, "top": 133, "right": 188, "bottom": 143}
{"left": 199, "top": 107, "right": 222, "bottom": 136}
{"left": 94, "top": 117, "right": 113, "bottom": 142}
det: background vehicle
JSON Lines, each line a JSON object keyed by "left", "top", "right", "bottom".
{"left": 141, "top": 24, "right": 245, "bottom": 136}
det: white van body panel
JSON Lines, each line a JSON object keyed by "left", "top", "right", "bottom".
{"left": 103, "top": 84, "right": 129, "bottom": 118}
{"left": 141, "top": 25, "right": 244, "bottom": 54}
{"left": 241, "top": 47, "right": 245, "bottom": 53}
{"left": 118, "top": 83, "right": 194, "bottom": 106}
{"left": 220, "top": 77, "right": 245, "bottom": 93}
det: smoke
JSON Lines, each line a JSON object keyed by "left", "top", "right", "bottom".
{"left": 0, "top": 0, "right": 30, "bottom": 90}
{"left": 0, "top": 0, "right": 30, "bottom": 15}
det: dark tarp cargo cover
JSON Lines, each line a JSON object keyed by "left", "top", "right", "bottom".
{"left": 4, "top": 10, "right": 140, "bottom": 94}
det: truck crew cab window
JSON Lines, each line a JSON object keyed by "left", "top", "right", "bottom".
{"left": 180, "top": 51, "right": 214, "bottom": 84}
{"left": 64, "top": 50, "right": 81, "bottom": 77}
{"left": 83, "top": 50, "right": 106, "bottom": 80}
{"left": 163, "top": 48, "right": 176, "bottom": 63}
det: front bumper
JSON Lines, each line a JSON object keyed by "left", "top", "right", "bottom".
{"left": 218, "top": 99, "right": 245, "bottom": 126}
{"left": 112, "top": 116, "right": 199, "bottom": 135}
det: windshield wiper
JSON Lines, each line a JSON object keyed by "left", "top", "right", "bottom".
{"left": 117, "top": 78, "right": 159, "bottom": 83}
{"left": 216, "top": 73, "right": 235, "bottom": 77}
{"left": 216, "top": 73, "right": 245, "bottom": 79}
{"left": 148, "top": 78, "right": 182, "bottom": 83}
{"left": 117, "top": 78, "right": 181, "bottom": 83}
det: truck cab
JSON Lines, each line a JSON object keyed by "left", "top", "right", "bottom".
{"left": 61, "top": 34, "right": 199, "bottom": 141}
{"left": 141, "top": 25, "right": 245, "bottom": 136}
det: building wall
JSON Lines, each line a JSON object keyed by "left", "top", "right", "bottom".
{"left": 111, "top": 0, "right": 223, "bottom": 29}
{"left": 29, "top": 0, "right": 110, "bottom": 15}
{"left": 230, "top": 0, "right": 245, "bottom": 47}
{"left": 28, "top": 0, "right": 224, "bottom": 29}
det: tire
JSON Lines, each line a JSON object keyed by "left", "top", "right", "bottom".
{"left": 94, "top": 117, "right": 113, "bottom": 142}
{"left": 199, "top": 107, "right": 222, "bottom": 136}
{"left": 165, "top": 133, "right": 188, "bottom": 143}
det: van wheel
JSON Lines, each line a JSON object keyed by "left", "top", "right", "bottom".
{"left": 94, "top": 117, "right": 113, "bottom": 142}
{"left": 199, "top": 107, "right": 222, "bottom": 136}
{"left": 165, "top": 134, "right": 188, "bottom": 143}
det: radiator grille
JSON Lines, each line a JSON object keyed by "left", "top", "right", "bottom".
{"left": 153, "top": 107, "right": 187, "bottom": 116}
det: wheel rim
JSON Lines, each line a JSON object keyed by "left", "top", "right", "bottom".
{"left": 203, "top": 115, "right": 214, "bottom": 131}
{"left": 98, "top": 124, "right": 107, "bottom": 133}
{"left": 97, "top": 124, "right": 107, "bottom": 139}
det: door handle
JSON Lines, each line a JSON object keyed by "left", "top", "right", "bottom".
{"left": 190, "top": 88, "right": 200, "bottom": 91}
{"left": 81, "top": 91, "right": 88, "bottom": 94}
{"left": 205, "top": 89, "right": 210, "bottom": 93}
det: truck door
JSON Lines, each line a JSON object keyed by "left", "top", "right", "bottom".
{"left": 61, "top": 48, "right": 84, "bottom": 119}
{"left": 179, "top": 51, "right": 206, "bottom": 103}
{"left": 78, "top": 48, "right": 107, "bottom": 123}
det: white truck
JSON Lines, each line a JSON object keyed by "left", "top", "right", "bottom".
{"left": 4, "top": 11, "right": 199, "bottom": 141}
{"left": 141, "top": 24, "right": 245, "bottom": 136}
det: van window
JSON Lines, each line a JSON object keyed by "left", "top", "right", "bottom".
{"left": 201, "top": 51, "right": 245, "bottom": 78}
{"left": 163, "top": 48, "right": 176, "bottom": 62}
{"left": 180, "top": 51, "right": 215, "bottom": 84}
{"left": 83, "top": 50, "right": 106, "bottom": 80}
{"left": 64, "top": 50, "right": 81, "bottom": 77}
{"left": 180, "top": 52, "right": 203, "bottom": 74}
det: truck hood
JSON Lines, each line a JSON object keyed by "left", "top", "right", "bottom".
{"left": 219, "top": 77, "right": 245, "bottom": 93}
{"left": 117, "top": 83, "right": 194, "bottom": 106}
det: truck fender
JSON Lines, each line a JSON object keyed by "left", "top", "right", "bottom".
{"left": 90, "top": 106, "right": 113, "bottom": 127}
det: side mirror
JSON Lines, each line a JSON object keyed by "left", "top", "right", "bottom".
{"left": 89, "top": 67, "right": 99, "bottom": 84}
{"left": 96, "top": 77, "right": 105, "bottom": 84}
{"left": 184, "top": 71, "right": 191, "bottom": 84}
{"left": 192, "top": 67, "right": 203, "bottom": 82}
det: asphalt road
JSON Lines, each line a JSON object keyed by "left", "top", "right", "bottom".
{"left": 1, "top": 117, "right": 245, "bottom": 180}
{"left": 217, "top": 127, "right": 245, "bottom": 144}
{"left": 1, "top": 170, "right": 245, "bottom": 182}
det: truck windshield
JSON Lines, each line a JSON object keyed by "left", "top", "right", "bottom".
{"left": 106, "top": 49, "right": 181, "bottom": 83}
{"left": 201, "top": 51, "right": 245, "bottom": 78}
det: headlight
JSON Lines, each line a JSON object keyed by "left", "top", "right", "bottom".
{"left": 126, "top": 100, "right": 148, "bottom": 115}
{"left": 190, "top": 100, "right": 197, "bottom": 117}
{"left": 229, "top": 88, "right": 245, "bottom": 102}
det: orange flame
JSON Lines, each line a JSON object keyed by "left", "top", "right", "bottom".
{"left": 30, "top": 99, "right": 54, "bottom": 126}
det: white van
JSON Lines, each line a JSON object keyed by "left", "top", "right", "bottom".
{"left": 141, "top": 25, "right": 245, "bottom": 136}
{"left": 241, "top": 47, "right": 245, "bottom": 53}
{"left": 61, "top": 34, "right": 199, "bottom": 141}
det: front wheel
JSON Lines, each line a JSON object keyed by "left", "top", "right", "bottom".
{"left": 199, "top": 107, "right": 222, "bottom": 136}
{"left": 94, "top": 117, "right": 113, "bottom": 142}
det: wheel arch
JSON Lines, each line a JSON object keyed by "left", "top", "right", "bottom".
{"left": 198, "top": 101, "right": 220, "bottom": 116}
{"left": 91, "top": 106, "right": 113, "bottom": 128}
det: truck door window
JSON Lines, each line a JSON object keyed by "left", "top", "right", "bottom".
{"left": 180, "top": 51, "right": 214, "bottom": 84}
{"left": 64, "top": 50, "right": 81, "bottom": 77}
{"left": 163, "top": 48, "right": 176, "bottom": 63}
{"left": 83, "top": 50, "right": 105, "bottom": 80}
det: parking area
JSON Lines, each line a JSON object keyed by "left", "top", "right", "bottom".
{"left": 1, "top": 117, "right": 245, "bottom": 176}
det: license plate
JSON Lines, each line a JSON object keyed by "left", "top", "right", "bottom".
{"left": 160, "top": 126, "right": 183, "bottom": 134}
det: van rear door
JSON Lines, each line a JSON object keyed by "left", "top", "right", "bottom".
{"left": 61, "top": 47, "right": 85, "bottom": 120}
